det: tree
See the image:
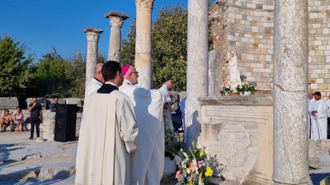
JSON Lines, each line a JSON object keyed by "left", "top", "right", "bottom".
{"left": 121, "top": 3, "right": 213, "bottom": 91}
{"left": 34, "top": 47, "right": 71, "bottom": 97}
{"left": 0, "top": 35, "right": 35, "bottom": 97}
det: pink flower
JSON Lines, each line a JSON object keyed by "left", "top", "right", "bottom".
{"left": 189, "top": 175, "right": 193, "bottom": 181}
{"left": 197, "top": 160, "right": 205, "bottom": 168}
{"left": 175, "top": 171, "right": 180, "bottom": 179}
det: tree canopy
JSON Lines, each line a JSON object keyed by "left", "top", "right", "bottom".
{"left": 0, "top": 35, "right": 35, "bottom": 97}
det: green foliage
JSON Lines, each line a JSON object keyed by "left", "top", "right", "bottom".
{"left": 121, "top": 20, "right": 136, "bottom": 66}
{"left": 121, "top": 3, "right": 213, "bottom": 91}
{"left": 66, "top": 50, "right": 86, "bottom": 98}
{"left": 0, "top": 35, "right": 35, "bottom": 97}
{"left": 34, "top": 47, "right": 71, "bottom": 97}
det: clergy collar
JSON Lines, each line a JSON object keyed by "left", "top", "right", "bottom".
{"left": 105, "top": 82, "right": 118, "bottom": 87}
{"left": 94, "top": 77, "right": 103, "bottom": 84}
{"left": 123, "top": 79, "right": 133, "bottom": 86}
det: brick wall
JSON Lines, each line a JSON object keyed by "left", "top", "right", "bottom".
{"left": 210, "top": 0, "right": 330, "bottom": 96}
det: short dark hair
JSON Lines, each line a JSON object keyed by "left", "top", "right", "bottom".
{"left": 102, "top": 61, "right": 122, "bottom": 81}
{"left": 52, "top": 95, "right": 59, "bottom": 99}
{"left": 32, "top": 96, "right": 37, "bottom": 99}
{"left": 314, "top": 91, "right": 321, "bottom": 97}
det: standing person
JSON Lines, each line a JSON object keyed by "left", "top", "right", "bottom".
{"left": 0, "top": 109, "right": 13, "bottom": 132}
{"left": 310, "top": 92, "right": 328, "bottom": 140}
{"left": 15, "top": 107, "right": 24, "bottom": 132}
{"left": 75, "top": 61, "right": 138, "bottom": 185}
{"left": 120, "top": 65, "right": 172, "bottom": 185}
{"left": 84, "top": 63, "right": 105, "bottom": 98}
{"left": 28, "top": 97, "right": 42, "bottom": 140}
{"left": 50, "top": 95, "right": 59, "bottom": 112}
{"left": 308, "top": 92, "right": 315, "bottom": 138}
{"left": 326, "top": 94, "right": 330, "bottom": 139}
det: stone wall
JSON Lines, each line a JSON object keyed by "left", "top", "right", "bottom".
{"left": 210, "top": 0, "right": 330, "bottom": 95}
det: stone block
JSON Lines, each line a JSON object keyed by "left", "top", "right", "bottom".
{"left": 208, "top": 50, "right": 222, "bottom": 97}
{"left": 199, "top": 95, "right": 273, "bottom": 184}
{"left": 0, "top": 97, "right": 19, "bottom": 110}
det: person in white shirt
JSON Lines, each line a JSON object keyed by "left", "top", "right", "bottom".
{"left": 84, "top": 63, "right": 104, "bottom": 98}
{"left": 310, "top": 91, "right": 328, "bottom": 140}
{"left": 308, "top": 92, "right": 315, "bottom": 138}
{"left": 119, "top": 65, "right": 172, "bottom": 185}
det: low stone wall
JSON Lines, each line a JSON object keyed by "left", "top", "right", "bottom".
{"left": 0, "top": 97, "right": 19, "bottom": 110}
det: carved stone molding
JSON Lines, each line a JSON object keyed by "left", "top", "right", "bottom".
{"left": 83, "top": 27, "right": 103, "bottom": 42}
{"left": 104, "top": 11, "right": 130, "bottom": 28}
{"left": 136, "top": 0, "right": 155, "bottom": 10}
{"left": 110, "top": 16, "right": 124, "bottom": 28}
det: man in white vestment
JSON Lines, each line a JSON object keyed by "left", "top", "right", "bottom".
{"left": 119, "top": 65, "right": 172, "bottom": 185}
{"left": 310, "top": 91, "right": 328, "bottom": 140}
{"left": 75, "top": 61, "right": 139, "bottom": 185}
{"left": 84, "top": 63, "right": 104, "bottom": 98}
{"left": 308, "top": 92, "right": 315, "bottom": 138}
{"left": 326, "top": 94, "right": 330, "bottom": 139}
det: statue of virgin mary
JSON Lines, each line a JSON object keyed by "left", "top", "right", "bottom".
{"left": 228, "top": 51, "right": 241, "bottom": 91}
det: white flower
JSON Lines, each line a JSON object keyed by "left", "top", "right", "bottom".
{"left": 192, "top": 159, "right": 199, "bottom": 171}
{"left": 187, "top": 168, "right": 191, "bottom": 174}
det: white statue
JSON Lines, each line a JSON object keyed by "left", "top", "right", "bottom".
{"left": 228, "top": 51, "right": 241, "bottom": 91}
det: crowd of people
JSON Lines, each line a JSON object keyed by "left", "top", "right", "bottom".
{"left": 308, "top": 91, "right": 330, "bottom": 140}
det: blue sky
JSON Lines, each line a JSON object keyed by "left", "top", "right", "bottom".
{"left": 0, "top": 0, "right": 213, "bottom": 62}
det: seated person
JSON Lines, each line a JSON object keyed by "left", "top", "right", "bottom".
{"left": 0, "top": 109, "right": 13, "bottom": 132}
{"left": 50, "top": 95, "right": 59, "bottom": 112}
{"left": 15, "top": 107, "right": 25, "bottom": 131}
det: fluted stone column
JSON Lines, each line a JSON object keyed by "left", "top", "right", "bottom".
{"left": 135, "top": 0, "right": 155, "bottom": 89}
{"left": 273, "top": 1, "right": 309, "bottom": 184}
{"left": 83, "top": 27, "right": 103, "bottom": 84}
{"left": 185, "top": 0, "right": 209, "bottom": 146}
{"left": 105, "top": 11, "right": 130, "bottom": 62}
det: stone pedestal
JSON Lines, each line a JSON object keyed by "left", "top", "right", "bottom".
{"left": 186, "top": 0, "right": 209, "bottom": 146}
{"left": 199, "top": 95, "right": 273, "bottom": 184}
{"left": 83, "top": 27, "right": 103, "bottom": 84}
{"left": 135, "top": 0, "right": 155, "bottom": 89}
{"left": 273, "top": 0, "right": 309, "bottom": 184}
{"left": 105, "top": 11, "right": 130, "bottom": 62}
{"left": 42, "top": 112, "right": 56, "bottom": 141}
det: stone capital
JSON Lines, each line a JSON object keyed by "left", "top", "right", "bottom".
{"left": 136, "top": 0, "right": 155, "bottom": 10}
{"left": 83, "top": 27, "right": 103, "bottom": 42}
{"left": 105, "top": 11, "right": 130, "bottom": 28}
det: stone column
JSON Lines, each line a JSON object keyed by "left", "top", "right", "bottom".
{"left": 83, "top": 27, "right": 103, "bottom": 84}
{"left": 135, "top": 0, "right": 155, "bottom": 89}
{"left": 273, "top": 1, "right": 309, "bottom": 184}
{"left": 185, "top": 0, "right": 209, "bottom": 146}
{"left": 105, "top": 11, "right": 130, "bottom": 62}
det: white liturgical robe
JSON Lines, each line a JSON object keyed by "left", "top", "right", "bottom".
{"left": 308, "top": 98, "right": 314, "bottom": 138}
{"left": 120, "top": 79, "right": 169, "bottom": 185}
{"left": 75, "top": 86, "right": 138, "bottom": 185}
{"left": 310, "top": 99, "right": 328, "bottom": 140}
{"left": 85, "top": 77, "right": 103, "bottom": 98}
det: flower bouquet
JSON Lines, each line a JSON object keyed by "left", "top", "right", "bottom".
{"left": 236, "top": 83, "right": 256, "bottom": 95}
{"left": 175, "top": 142, "right": 218, "bottom": 185}
{"left": 219, "top": 84, "right": 232, "bottom": 96}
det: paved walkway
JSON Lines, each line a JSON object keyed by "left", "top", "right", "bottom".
{"left": 1, "top": 131, "right": 329, "bottom": 185}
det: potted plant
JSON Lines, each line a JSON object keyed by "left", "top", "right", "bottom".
{"left": 164, "top": 127, "right": 181, "bottom": 174}
{"left": 175, "top": 142, "right": 218, "bottom": 185}
{"left": 236, "top": 83, "right": 256, "bottom": 96}
{"left": 219, "top": 84, "right": 232, "bottom": 96}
